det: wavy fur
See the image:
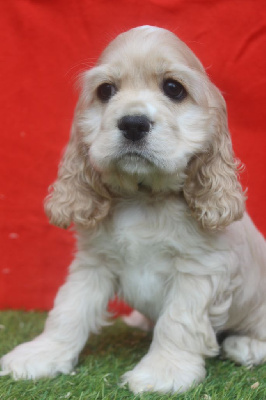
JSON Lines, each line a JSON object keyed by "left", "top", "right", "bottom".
{"left": 44, "top": 121, "right": 111, "bottom": 229}
{"left": 184, "top": 106, "right": 245, "bottom": 230}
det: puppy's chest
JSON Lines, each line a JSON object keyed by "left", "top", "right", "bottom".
{"left": 109, "top": 200, "right": 176, "bottom": 261}
{"left": 103, "top": 200, "right": 180, "bottom": 319}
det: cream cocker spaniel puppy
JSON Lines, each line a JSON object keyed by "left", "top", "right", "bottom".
{"left": 1, "top": 26, "right": 266, "bottom": 394}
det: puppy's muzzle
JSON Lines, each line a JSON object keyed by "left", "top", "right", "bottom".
{"left": 118, "top": 115, "right": 152, "bottom": 142}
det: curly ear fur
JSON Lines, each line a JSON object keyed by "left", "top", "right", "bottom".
{"left": 183, "top": 97, "right": 246, "bottom": 231}
{"left": 44, "top": 123, "right": 111, "bottom": 229}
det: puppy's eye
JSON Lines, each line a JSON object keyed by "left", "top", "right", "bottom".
{"left": 97, "top": 83, "right": 117, "bottom": 102}
{"left": 163, "top": 79, "right": 187, "bottom": 101}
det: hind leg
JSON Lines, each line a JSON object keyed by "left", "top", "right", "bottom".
{"left": 222, "top": 335, "right": 266, "bottom": 366}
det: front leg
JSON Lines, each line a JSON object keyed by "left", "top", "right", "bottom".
{"left": 0, "top": 256, "right": 115, "bottom": 379}
{"left": 123, "top": 274, "right": 219, "bottom": 394}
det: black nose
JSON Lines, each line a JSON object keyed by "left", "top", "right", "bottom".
{"left": 118, "top": 115, "right": 151, "bottom": 142}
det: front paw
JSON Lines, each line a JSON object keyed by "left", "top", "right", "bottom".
{"left": 122, "top": 350, "right": 205, "bottom": 394}
{"left": 0, "top": 335, "right": 77, "bottom": 380}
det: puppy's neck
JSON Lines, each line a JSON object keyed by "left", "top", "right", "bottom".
{"left": 101, "top": 169, "right": 185, "bottom": 199}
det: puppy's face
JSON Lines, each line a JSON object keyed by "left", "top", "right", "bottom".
{"left": 77, "top": 26, "right": 220, "bottom": 192}
{"left": 45, "top": 26, "right": 244, "bottom": 230}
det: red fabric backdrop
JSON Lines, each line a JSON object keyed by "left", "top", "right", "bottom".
{"left": 0, "top": 0, "right": 265, "bottom": 311}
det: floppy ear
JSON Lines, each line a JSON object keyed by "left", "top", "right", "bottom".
{"left": 183, "top": 90, "right": 246, "bottom": 230}
{"left": 44, "top": 110, "right": 111, "bottom": 229}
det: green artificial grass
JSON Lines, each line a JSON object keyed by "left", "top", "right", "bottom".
{"left": 0, "top": 311, "right": 265, "bottom": 400}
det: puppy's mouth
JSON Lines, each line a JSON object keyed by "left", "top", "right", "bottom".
{"left": 117, "top": 150, "right": 152, "bottom": 163}
{"left": 114, "top": 149, "right": 160, "bottom": 174}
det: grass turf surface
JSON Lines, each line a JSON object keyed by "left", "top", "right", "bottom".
{"left": 0, "top": 311, "right": 265, "bottom": 400}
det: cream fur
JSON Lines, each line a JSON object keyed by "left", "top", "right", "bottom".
{"left": 1, "top": 26, "right": 265, "bottom": 395}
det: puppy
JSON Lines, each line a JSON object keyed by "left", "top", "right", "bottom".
{"left": 1, "top": 26, "right": 266, "bottom": 394}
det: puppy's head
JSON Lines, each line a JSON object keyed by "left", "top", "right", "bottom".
{"left": 45, "top": 26, "right": 245, "bottom": 230}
